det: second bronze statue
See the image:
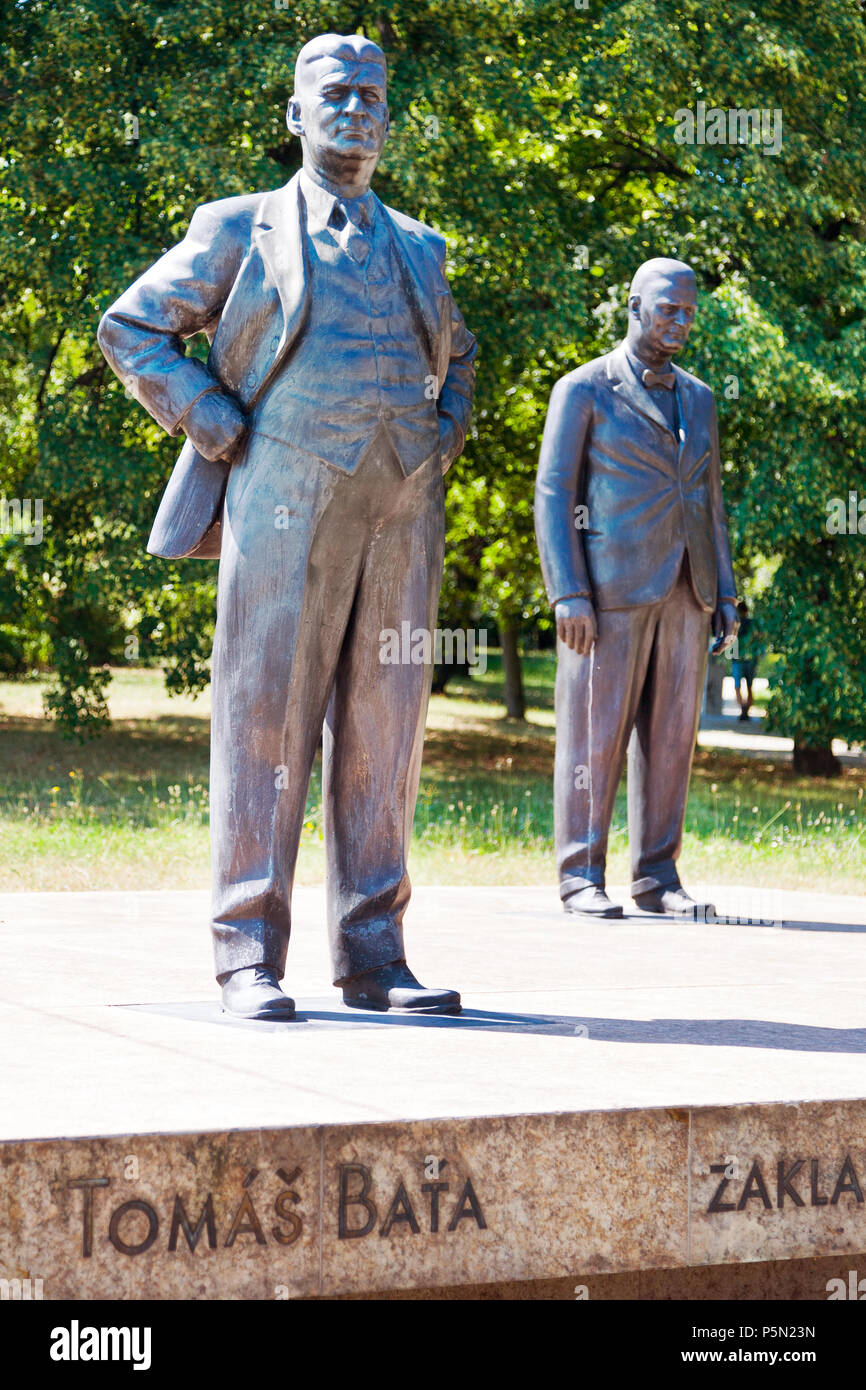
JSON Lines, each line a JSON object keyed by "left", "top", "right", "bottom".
{"left": 534, "top": 258, "right": 739, "bottom": 921}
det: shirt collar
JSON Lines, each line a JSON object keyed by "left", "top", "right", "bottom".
{"left": 624, "top": 345, "right": 677, "bottom": 389}
{"left": 299, "top": 169, "right": 376, "bottom": 234}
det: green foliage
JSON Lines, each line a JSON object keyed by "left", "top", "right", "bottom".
{"left": 1, "top": 0, "right": 865, "bottom": 753}
{"left": 2, "top": 665, "right": 864, "bottom": 891}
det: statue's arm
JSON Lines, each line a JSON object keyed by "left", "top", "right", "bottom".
{"left": 534, "top": 376, "right": 594, "bottom": 608}
{"left": 437, "top": 291, "right": 477, "bottom": 472}
{"left": 707, "top": 392, "right": 739, "bottom": 651}
{"left": 97, "top": 204, "right": 248, "bottom": 462}
{"left": 707, "top": 393, "right": 737, "bottom": 603}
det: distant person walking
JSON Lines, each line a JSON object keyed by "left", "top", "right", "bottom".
{"left": 732, "top": 599, "right": 759, "bottom": 721}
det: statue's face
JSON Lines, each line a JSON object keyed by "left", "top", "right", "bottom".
{"left": 289, "top": 56, "right": 389, "bottom": 170}
{"left": 632, "top": 272, "right": 697, "bottom": 357}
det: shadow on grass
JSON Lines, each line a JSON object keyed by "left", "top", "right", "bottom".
{"left": 0, "top": 715, "right": 209, "bottom": 776}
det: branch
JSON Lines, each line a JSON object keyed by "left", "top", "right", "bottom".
{"left": 34, "top": 329, "right": 65, "bottom": 411}
{"left": 71, "top": 361, "right": 108, "bottom": 389}
{"left": 607, "top": 133, "right": 692, "bottom": 183}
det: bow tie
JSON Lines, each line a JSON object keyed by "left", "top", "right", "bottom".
{"left": 642, "top": 368, "right": 676, "bottom": 391}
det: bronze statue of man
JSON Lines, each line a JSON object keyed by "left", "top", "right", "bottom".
{"left": 534, "top": 258, "right": 737, "bottom": 920}
{"left": 99, "top": 33, "right": 476, "bottom": 1017}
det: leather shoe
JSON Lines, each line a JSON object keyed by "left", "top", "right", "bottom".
{"left": 563, "top": 886, "right": 623, "bottom": 919}
{"left": 221, "top": 965, "right": 296, "bottom": 1020}
{"left": 633, "top": 886, "right": 717, "bottom": 920}
{"left": 342, "top": 961, "right": 461, "bottom": 1015}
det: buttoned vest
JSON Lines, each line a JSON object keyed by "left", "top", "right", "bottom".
{"left": 252, "top": 206, "right": 441, "bottom": 474}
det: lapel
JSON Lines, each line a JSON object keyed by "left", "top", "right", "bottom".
{"left": 215, "top": 174, "right": 442, "bottom": 396}
{"left": 671, "top": 361, "right": 693, "bottom": 452}
{"left": 258, "top": 176, "right": 443, "bottom": 361}
{"left": 608, "top": 342, "right": 680, "bottom": 440}
{"left": 380, "top": 201, "right": 441, "bottom": 367}
{"left": 250, "top": 171, "right": 310, "bottom": 374}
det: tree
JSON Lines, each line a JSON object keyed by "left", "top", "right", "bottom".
{"left": 2, "top": 0, "right": 865, "bottom": 769}
{"left": 443, "top": 0, "right": 866, "bottom": 762}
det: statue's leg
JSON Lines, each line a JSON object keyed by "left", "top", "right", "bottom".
{"left": 555, "top": 603, "right": 655, "bottom": 901}
{"left": 322, "top": 442, "right": 445, "bottom": 986}
{"left": 627, "top": 566, "right": 712, "bottom": 898}
{"left": 210, "top": 435, "right": 364, "bottom": 984}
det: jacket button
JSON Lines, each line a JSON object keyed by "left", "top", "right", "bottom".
{"left": 246, "top": 371, "right": 256, "bottom": 388}
{"left": 269, "top": 336, "right": 280, "bottom": 353}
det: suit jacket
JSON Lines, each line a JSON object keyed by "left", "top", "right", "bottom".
{"left": 97, "top": 170, "right": 477, "bottom": 559}
{"left": 534, "top": 343, "right": 736, "bottom": 612}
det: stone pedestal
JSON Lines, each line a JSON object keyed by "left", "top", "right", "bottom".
{"left": 2, "top": 885, "right": 865, "bottom": 1300}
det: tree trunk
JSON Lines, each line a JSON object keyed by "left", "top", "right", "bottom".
{"left": 500, "top": 621, "right": 526, "bottom": 720}
{"left": 792, "top": 741, "right": 841, "bottom": 777}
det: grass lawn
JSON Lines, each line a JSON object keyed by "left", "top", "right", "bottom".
{"left": 0, "top": 658, "right": 863, "bottom": 893}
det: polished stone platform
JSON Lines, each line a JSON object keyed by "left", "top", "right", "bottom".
{"left": 1, "top": 884, "right": 866, "bottom": 1299}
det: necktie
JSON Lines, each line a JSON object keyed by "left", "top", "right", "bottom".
{"left": 332, "top": 199, "right": 370, "bottom": 264}
{"left": 642, "top": 368, "right": 676, "bottom": 390}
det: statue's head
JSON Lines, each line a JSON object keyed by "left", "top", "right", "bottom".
{"left": 626, "top": 258, "right": 697, "bottom": 362}
{"left": 287, "top": 33, "right": 389, "bottom": 190}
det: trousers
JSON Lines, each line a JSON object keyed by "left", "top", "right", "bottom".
{"left": 554, "top": 557, "right": 711, "bottom": 899}
{"left": 209, "top": 427, "right": 445, "bottom": 983}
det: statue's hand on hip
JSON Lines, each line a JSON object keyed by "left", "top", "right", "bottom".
{"left": 180, "top": 389, "right": 249, "bottom": 464}
{"left": 711, "top": 601, "right": 739, "bottom": 655}
{"left": 555, "top": 597, "right": 597, "bottom": 656}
